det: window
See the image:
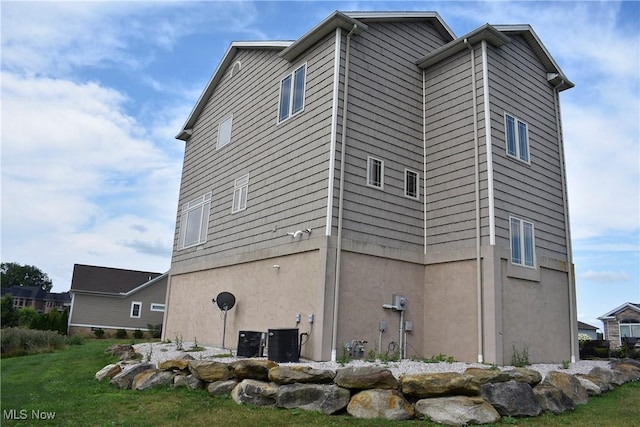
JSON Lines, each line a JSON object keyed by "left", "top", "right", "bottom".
{"left": 217, "top": 115, "right": 233, "bottom": 149}
{"left": 404, "top": 169, "right": 419, "bottom": 199}
{"left": 130, "top": 302, "right": 142, "bottom": 318}
{"left": 278, "top": 64, "right": 306, "bottom": 122}
{"left": 510, "top": 216, "right": 535, "bottom": 268}
{"left": 232, "top": 174, "right": 249, "bottom": 213}
{"left": 150, "top": 303, "right": 165, "bottom": 312}
{"left": 505, "top": 113, "right": 530, "bottom": 163}
{"left": 178, "top": 193, "right": 211, "bottom": 249}
{"left": 367, "top": 156, "right": 384, "bottom": 189}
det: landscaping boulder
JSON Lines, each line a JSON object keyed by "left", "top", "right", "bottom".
{"left": 400, "top": 372, "right": 480, "bottom": 398}
{"left": 585, "top": 367, "right": 617, "bottom": 391}
{"left": 207, "top": 379, "right": 239, "bottom": 396}
{"left": 334, "top": 366, "right": 398, "bottom": 390}
{"left": 532, "top": 382, "right": 575, "bottom": 414}
{"left": 269, "top": 365, "right": 336, "bottom": 385}
{"left": 347, "top": 389, "right": 414, "bottom": 420}
{"left": 188, "top": 360, "right": 232, "bottom": 382}
{"left": 464, "top": 367, "right": 511, "bottom": 385}
{"left": 106, "top": 344, "right": 139, "bottom": 361}
{"left": 158, "top": 354, "right": 195, "bottom": 371}
{"left": 415, "top": 396, "right": 501, "bottom": 426}
{"left": 110, "top": 362, "right": 155, "bottom": 389}
{"left": 503, "top": 367, "right": 542, "bottom": 386}
{"left": 480, "top": 380, "right": 542, "bottom": 417}
{"left": 231, "top": 379, "right": 278, "bottom": 406}
{"left": 95, "top": 364, "right": 122, "bottom": 381}
{"left": 132, "top": 369, "right": 175, "bottom": 391}
{"left": 277, "top": 383, "right": 350, "bottom": 415}
{"left": 610, "top": 361, "right": 640, "bottom": 383}
{"left": 229, "top": 359, "right": 277, "bottom": 380}
{"left": 543, "top": 371, "right": 588, "bottom": 405}
{"left": 576, "top": 376, "right": 601, "bottom": 396}
{"left": 173, "top": 374, "right": 205, "bottom": 390}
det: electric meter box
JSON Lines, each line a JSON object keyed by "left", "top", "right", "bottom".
{"left": 393, "top": 294, "right": 407, "bottom": 310}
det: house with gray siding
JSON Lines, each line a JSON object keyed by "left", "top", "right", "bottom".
{"left": 598, "top": 302, "right": 640, "bottom": 349}
{"left": 164, "top": 11, "right": 577, "bottom": 364}
{"left": 68, "top": 264, "right": 167, "bottom": 337}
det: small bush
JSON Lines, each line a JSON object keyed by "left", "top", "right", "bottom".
{"left": 94, "top": 328, "right": 105, "bottom": 339}
{"left": 115, "top": 329, "right": 128, "bottom": 339}
{"left": 1, "top": 327, "right": 67, "bottom": 357}
{"left": 66, "top": 335, "right": 85, "bottom": 346}
{"left": 133, "top": 329, "right": 144, "bottom": 339}
{"left": 147, "top": 323, "right": 162, "bottom": 339}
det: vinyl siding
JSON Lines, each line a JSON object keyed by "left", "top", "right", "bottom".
{"left": 172, "top": 33, "right": 337, "bottom": 268}
{"left": 336, "top": 21, "right": 449, "bottom": 252}
{"left": 486, "top": 37, "right": 568, "bottom": 260}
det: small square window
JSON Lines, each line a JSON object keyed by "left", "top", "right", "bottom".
{"left": 510, "top": 216, "right": 535, "bottom": 268}
{"left": 217, "top": 115, "right": 233, "bottom": 149}
{"left": 404, "top": 169, "right": 419, "bottom": 199}
{"left": 278, "top": 64, "right": 306, "bottom": 122}
{"left": 505, "top": 113, "right": 530, "bottom": 163}
{"left": 232, "top": 174, "right": 249, "bottom": 213}
{"left": 130, "top": 302, "right": 142, "bottom": 318}
{"left": 367, "top": 156, "right": 384, "bottom": 189}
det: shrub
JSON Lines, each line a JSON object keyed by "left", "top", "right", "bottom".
{"left": 133, "top": 329, "right": 144, "bottom": 339}
{"left": 147, "top": 324, "right": 162, "bottom": 339}
{"left": 1, "top": 327, "right": 67, "bottom": 357}
{"left": 66, "top": 335, "right": 85, "bottom": 346}
{"left": 115, "top": 329, "right": 128, "bottom": 339}
{"left": 94, "top": 328, "right": 105, "bottom": 339}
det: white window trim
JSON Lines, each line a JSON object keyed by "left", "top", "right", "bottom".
{"left": 504, "top": 113, "right": 531, "bottom": 164}
{"left": 178, "top": 192, "right": 211, "bottom": 250}
{"left": 217, "top": 115, "right": 233, "bottom": 150}
{"left": 277, "top": 63, "right": 307, "bottom": 123}
{"left": 404, "top": 168, "right": 419, "bottom": 200}
{"left": 232, "top": 174, "right": 249, "bottom": 213}
{"left": 366, "top": 156, "right": 384, "bottom": 189}
{"left": 509, "top": 215, "right": 536, "bottom": 268}
{"left": 130, "top": 301, "right": 142, "bottom": 318}
{"left": 150, "top": 303, "right": 165, "bottom": 312}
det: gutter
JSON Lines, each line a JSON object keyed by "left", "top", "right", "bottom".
{"left": 331, "top": 23, "right": 358, "bottom": 362}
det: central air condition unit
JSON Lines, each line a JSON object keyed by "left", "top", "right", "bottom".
{"left": 236, "top": 331, "right": 264, "bottom": 358}
{"left": 267, "top": 328, "right": 299, "bottom": 363}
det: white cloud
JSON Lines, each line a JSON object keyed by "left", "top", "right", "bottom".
{"left": 581, "top": 270, "right": 630, "bottom": 283}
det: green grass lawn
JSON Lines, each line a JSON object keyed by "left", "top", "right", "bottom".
{"left": 1, "top": 339, "right": 638, "bottom": 426}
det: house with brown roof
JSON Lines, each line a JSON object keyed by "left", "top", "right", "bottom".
{"left": 598, "top": 302, "right": 640, "bottom": 349}
{"left": 1, "top": 286, "right": 71, "bottom": 314}
{"left": 68, "top": 264, "right": 167, "bottom": 337}
{"left": 163, "top": 11, "right": 577, "bottom": 364}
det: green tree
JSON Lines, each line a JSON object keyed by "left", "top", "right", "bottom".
{"left": 1, "top": 262, "right": 53, "bottom": 291}
{"left": 18, "top": 307, "right": 38, "bottom": 328}
{"left": 1, "top": 294, "right": 19, "bottom": 327}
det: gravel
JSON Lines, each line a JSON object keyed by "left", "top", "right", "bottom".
{"left": 134, "top": 341, "right": 610, "bottom": 380}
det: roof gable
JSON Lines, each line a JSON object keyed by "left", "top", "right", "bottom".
{"left": 70, "top": 264, "right": 163, "bottom": 294}
{"left": 598, "top": 302, "right": 640, "bottom": 319}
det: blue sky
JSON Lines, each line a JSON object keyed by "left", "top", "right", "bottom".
{"left": 1, "top": 1, "right": 638, "bottom": 330}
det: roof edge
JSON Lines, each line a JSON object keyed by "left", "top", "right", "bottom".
{"left": 598, "top": 302, "right": 640, "bottom": 319}
{"left": 344, "top": 11, "right": 455, "bottom": 41}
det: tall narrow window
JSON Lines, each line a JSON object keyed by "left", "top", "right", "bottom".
{"left": 404, "top": 169, "right": 419, "bottom": 199}
{"left": 232, "top": 174, "right": 249, "bottom": 213}
{"left": 505, "top": 113, "right": 530, "bottom": 163}
{"left": 510, "top": 216, "right": 535, "bottom": 268}
{"left": 278, "top": 64, "right": 306, "bottom": 122}
{"left": 178, "top": 193, "right": 211, "bottom": 249}
{"left": 217, "top": 115, "right": 233, "bottom": 149}
{"left": 367, "top": 156, "right": 384, "bottom": 189}
{"left": 130, "top": 302, "right": 142, "bottom": 318}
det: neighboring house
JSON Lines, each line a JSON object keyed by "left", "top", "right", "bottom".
{"left": 598, "top": 302, "right": 640, "bottom": 349}
{"left": 68, "top": 264, "right": 167, "bottom": 336}
{"left": 577, "top": 321, "right": 599, "bottom": 340}
{"left": 1, "top": 286, "right": 71, "bottom": 314}
{"left": 164, "top": 11, "right": 576, "bottom": 364}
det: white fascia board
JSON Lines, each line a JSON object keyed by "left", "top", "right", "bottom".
{"left": 598, "top": 302, "right": 640, "bottom": 319}
{"left": 345, "top": 11, "right": 455, "bottom": 41}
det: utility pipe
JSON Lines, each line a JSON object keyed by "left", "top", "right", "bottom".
{"left": 331, "top": 24, "right": 358, "bottom": 362}
{"left": 422, "top": 70, "right": 428, "bottom": 254}
{"left": 481, "top": 40, "right": 496, "bottom": 245}
{"left": 552, "top": 78, "right": 577, "bottom": 362}
{"left": 466, "top": 38, "right": 484, "bottom": 364}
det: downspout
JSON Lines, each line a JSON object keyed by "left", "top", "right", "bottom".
{"left": 553, "top": 78, "right": 577, "bottom": 362}
{"left": 422, "top": 70, "right": 427, "bottom": 254}
{"left": 481, "top": 40, "right": 496, "bottom": 245}
{"left": 331, "top": 24, "right": 357, "bottom": 362}
{"left": 326, "top": 28, "right": 343, "bottom": 236}
{"left": 466, "top": 38, "right": 484, "bottom": 363}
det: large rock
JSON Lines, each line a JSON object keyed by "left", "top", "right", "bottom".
{"left": 229, "top": 359, "right": 277, "bottom": 380}
{"left": 532, "top": 382, "right": 575, "bottom": 414}
{"left": 347, "top": 389, "right": 414, "bottom": 420}
{"left": 415, "top": 396, "right": 501, "bottom": 426}
{"left": 480, "top": 380, "right": 542, "bottom": 417}
{"left": 95, "top": 364, "right": 122, "bottom": 381}
{"left": 464, "top": 367, "right": 511, "bottom": 385}
{"left": 173, "top": 374, "right": 205, "bottom": 390}
{"left": 576, "top": 376, "right": 601, "bottom": 396}
{"left": 610, "top": 362, "right": 640, "bottom": 383}
{"left": 269, "top": 365, "right": 336, "bottom": 385}
{"left": 277, "top": 383, "right": 350, "bottom": 415}
{"left": 334, "top": 366, "right": 398, "bottom": 390}
{"left": 543, "top": 371, "right": 588, "bottom": 405}
{"left": 400, "top": 372, "right": 480, "bottom": 398}
{"left": 106, "top": 344, "right": 139, "bottom": 361}
{"left": 231, "top": 379, "right": 278, "bottom": 406}
{"left": 208, "top": 379, "right": 239, "bottom": 396}
{"left": 503, "top": 367, "right": 542, "bottom": 386}
{"left": 158, "top": 355, "right": 195, "bottom": 371}
{"left": 132, "top": 369, "right": 175, "bottom": 391}
{"left": 110, "top": 362, "right": 155, "bottom": 389}
{"left": 585, "top": 367, "right": 617, "bottom": 391}
{"left": 188, "top": 360, "right": 232, "bottom": 382}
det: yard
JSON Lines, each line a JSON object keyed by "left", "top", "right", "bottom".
{"left": 1, "top": 339, "right": 638, "bottom": 426}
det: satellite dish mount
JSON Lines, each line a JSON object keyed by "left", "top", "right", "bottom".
{"left": 212, "top": 292, "right": 236, "bottom": 349}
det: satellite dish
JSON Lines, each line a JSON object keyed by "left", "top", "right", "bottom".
{"left": 213, "top": 291, "right": 236, "bottom": 311}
